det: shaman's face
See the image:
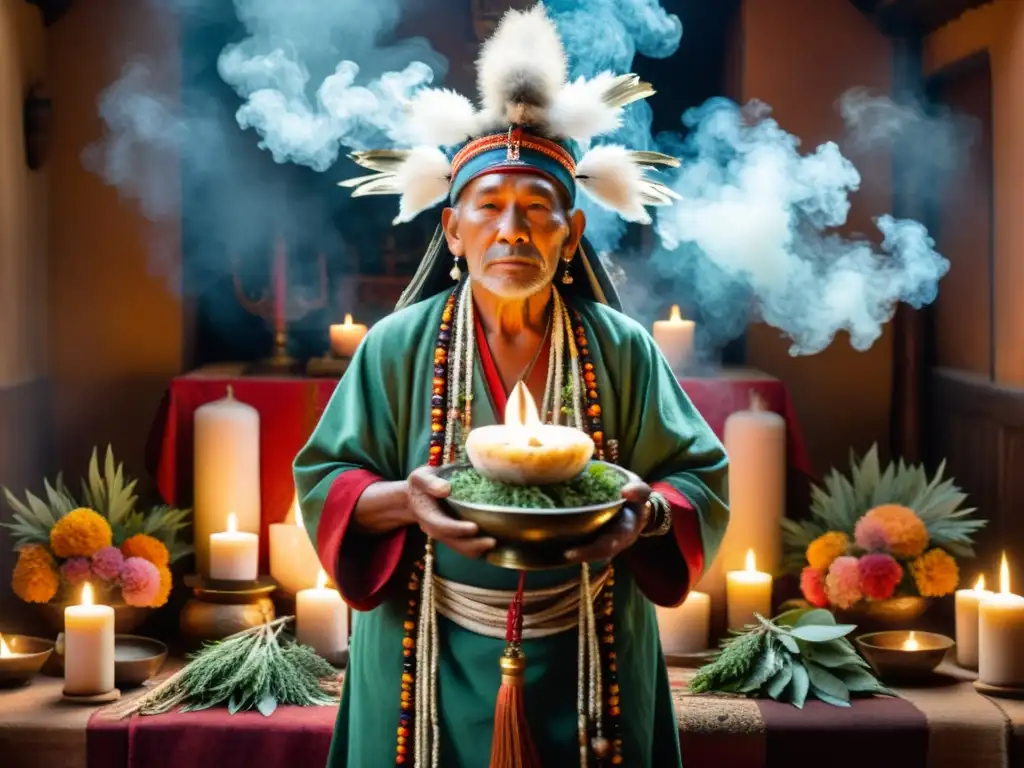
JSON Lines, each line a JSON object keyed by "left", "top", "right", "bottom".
{"left": 442, "top": 172, "right": 585, "bottom": 301}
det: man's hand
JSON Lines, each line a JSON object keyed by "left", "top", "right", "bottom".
{"left": 406, "top": 466, "right": 497, "bottom": 559}
{"left": 563, "top": 474, "right": 653, "bottom": 564}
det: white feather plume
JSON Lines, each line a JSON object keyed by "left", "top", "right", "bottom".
{"left": 476, "top": 3, "right": 567, "bottom": 127}
{"left": 405, "top": 88, "right": 480, "bottom": 148}
{"left": 575, "top": 145, "right": 681, "bottom": 224}
{"left": 339, "top": 147, "right": 451, "bottom": 224}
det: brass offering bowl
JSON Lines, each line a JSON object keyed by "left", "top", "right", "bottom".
{"left": 855, "top": 630, "right": 953, "bottom": 682}
{"left": 436, "top": 460, "right": 627, "bottom": 570}
{"left": 0, "top": 635, "right": 54, "bottom": 687}
{"left": 179, "top": 574, "right": 278, "bottom": 647}
{"left": 43, "top": 634, "right": 168, "bottom": 688}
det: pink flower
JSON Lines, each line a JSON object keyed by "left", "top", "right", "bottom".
{"left": 858, "top": 553, "right": 903, "bottom": 600}
{"left": 60, "top": 557, "right": 92, "bottom": 586}
{"left": 825, "top": 556, "right": 863, "bottom": 609}
{"left": 119, "top": 557, "right": 160, "bottom": 607}
{"left": 91, "top": 546, "right": 125, "bottom": 582}
{"left": 854, "top": 516, "right": 891, "bottom": 553}
{"left": 800, "top": 567, "right": 829, "bottom": 607}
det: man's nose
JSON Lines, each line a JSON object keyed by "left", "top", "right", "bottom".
{"left": 496, "top": 205, "right": 529, "bottom": 245}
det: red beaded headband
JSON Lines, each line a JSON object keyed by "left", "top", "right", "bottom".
{"left": 449, "top": 127, "right": 578, "bottom": 180}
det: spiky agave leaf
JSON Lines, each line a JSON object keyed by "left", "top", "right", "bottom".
{"left": 81, "top": 445, "right": 138, "bottom": 526}
{"left": 0, "top": 472, "right": 80, "bottom": 547}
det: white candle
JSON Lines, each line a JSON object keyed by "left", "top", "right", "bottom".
{"left": 726, "top": 549, "right": 773, "bottom": 631}
{"left": 193, "top": 386, "right": 261, "bottom": 577}
{"left": 329, "top": 314, "right": 368, "bottom": 358}
{"left": 296, "top": 569, "right": 349, "bottom": 660}
{"left": 209, "top": 512, "right": 260, "bottom": 581}
{"left": 979, "top": 553, "right": 1024, "bottom": 687}
{"left": 63, "top": 583, "right": 115, "bottom": 696}
{"left": 652, "top": 304, "right": 695, "bottom": 375}
{"left": 955, "top": 574, "right": 991, "bottom": 669}
{"left": 656, "top": 591, "right": 711, "bottom": 654}
{"left": 269, "top": 492, "right": 321, "bottom": 595}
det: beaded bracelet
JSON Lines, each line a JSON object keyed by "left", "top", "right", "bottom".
{"left": 639, "top": 492, "right": 673, "bottom": 538}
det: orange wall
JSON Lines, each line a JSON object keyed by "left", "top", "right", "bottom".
{"left": 925, "top": 0, "right": 1024, "bottom": 388}
{"left": 738, "top": 0, "right": 895, "bottom": 474}
{"left": 47, "top": 0, "right": 184, "bottom": 481}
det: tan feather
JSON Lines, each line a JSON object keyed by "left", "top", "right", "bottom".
{"left": 603, "top": 74, "right": 655, "bottom": 108}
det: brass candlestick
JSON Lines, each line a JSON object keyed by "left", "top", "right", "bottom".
{"left": 179, "top": 574, "right": 279, "bottom": 649}
{"left": 233, "top": 235, "right": 328, "bottom": 374}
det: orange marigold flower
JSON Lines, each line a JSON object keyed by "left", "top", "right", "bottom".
{"left": 121, "top": 534, "right": 170, "bottom": 568}
{"left": 856, "top": 504, "right": 928, "bottom": 559}
{"left": 151, "top": 565, "right": 173, "bottom": 608}
{"left": 806, "top": 531, "right": 850, "bottom": 570}
{"left": 12, "top": 544, "right": 60, "bottom": 603}
{"left": 910, "top": 548, "right": 959, "bottom": 597}
{"left": 49, "top": 508, "right": 112, "bottom": 558}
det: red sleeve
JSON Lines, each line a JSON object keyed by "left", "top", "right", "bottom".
{"left": 316, "top": 469, "right": 408, "bottom": 611}
{"left": 623, "top": 482, "right": 705, "bottom": 608}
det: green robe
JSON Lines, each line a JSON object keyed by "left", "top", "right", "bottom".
{"left": 294, "top": 289, "right": 730, "bottom": 767}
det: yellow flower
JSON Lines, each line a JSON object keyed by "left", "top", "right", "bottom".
{"left": 806, "top": 532, "right": 850, "bottom": 570}
{"left": 12, "top": 544, "right": 60, "bottom": 603}
{"left": 121, "top": 534, "right": 170, "bottom": 568}
{"left": 49, "top": 508, "right": 112, "bottom": 558}
{"left": 910, "top": 548, "right": 959, "bottom": 597}
{"left": 857, "top": 504, "right": 929, "bottom": 559}
{"left": 151, "top": 565, "right": 173, "bottom": 608}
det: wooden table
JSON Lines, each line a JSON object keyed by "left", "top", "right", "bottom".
{"left": 2, "top": 658, "right": 1021, "bottom": 768}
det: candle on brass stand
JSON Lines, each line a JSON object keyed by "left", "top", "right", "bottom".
{"left": 210, "top": 512, "right": 260, "bottom": 582}
{"left": 955, "top": 574, "right": 990, "bottom": 669}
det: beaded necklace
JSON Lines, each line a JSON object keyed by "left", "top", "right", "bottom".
{"left": 395, "top": 282, "right": 625, "bottom": 767}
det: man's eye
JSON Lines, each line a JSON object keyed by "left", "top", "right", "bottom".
{"left": 480, "top": 202, "right": 498, "bottom": 210}
{"left": 528, "top": 202, "right": 549, "bottom": 211}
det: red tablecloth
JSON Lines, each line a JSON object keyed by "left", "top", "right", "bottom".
{"left": 146, "top": 364, "right": 813, "bottom": 571}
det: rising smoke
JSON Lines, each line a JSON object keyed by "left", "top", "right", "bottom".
{"left": 85, "top": 0, "right": 963, "bottom": 358}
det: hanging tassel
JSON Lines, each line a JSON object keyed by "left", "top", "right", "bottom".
{"left": 490, "top": 571, "right": 542, "bottom": 768}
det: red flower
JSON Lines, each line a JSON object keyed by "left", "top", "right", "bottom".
{"left": 800, "top": 566, "right": 829, "bottom": 607}
{"left": 858, "top": 553, "right": 903, "bottom": 600}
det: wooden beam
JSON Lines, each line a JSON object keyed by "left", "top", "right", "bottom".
{"left": 850, "top": 0, "right": 995, "bottom": 35}
{"left": 24, "top": 0, "right": 73, "bottom": 27}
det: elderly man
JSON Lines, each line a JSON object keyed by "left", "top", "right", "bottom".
{"left": 294, "top": 6, "right": 729, "bottom": 767}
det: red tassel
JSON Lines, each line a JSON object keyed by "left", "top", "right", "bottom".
{"left": 490, "top": 572, "right": 541, "bottom": 768}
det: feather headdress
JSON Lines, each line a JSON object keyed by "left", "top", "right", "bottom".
{"left": 340, "top": 2, "right": 679, "bottom": 225}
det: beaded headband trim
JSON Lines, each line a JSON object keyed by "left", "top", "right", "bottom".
{"left": 450, "top": 128, "right": 576, "bottom": 179}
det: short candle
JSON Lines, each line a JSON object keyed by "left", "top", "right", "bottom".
{"left": 209, "top": 512, "right": 259, "bottom": 581}
{"left": 656, "top": 590, "right": 711, "bottom": 654}
{"left": 726, "top": 549, "right": 773, "bottom": 631}
{"left": 329, "top": 313, "right": 368, "bottom": 358}
{"left": 978, "top": 553, "right": 1024, "bottom": 687}
{"left": 955, "top": 574, "right": 990, "bottom": 669}
{"left": 296, "top": 569, "right": 348, "bottom": 661}
{"left": 63, "top": 583, "right": 115, "bottom": 696}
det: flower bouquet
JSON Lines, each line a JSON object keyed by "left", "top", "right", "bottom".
{"left": 781, "top": 445, "right": 986, "bottom": 622}
{"left": 2, "top": 446, "right": 192, "bottom": 625}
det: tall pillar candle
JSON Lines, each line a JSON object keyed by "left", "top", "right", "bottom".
{"left": 955, "top": 574, "right": 991, "bottom": 669}
{"left": 269, "top": 492, "right": 321, "bottom": 594}
{"left": 979, "top": 554, "right": 1024, "bottom": 686}
{"left": 656, "top": 591, "right": 711, "bottom": 654}
{"left": 726, "top": 549, "right": 773, "bottom": 631}
{"left": 296, "top": 569, "right": 349, "bottom": 662}
{"left": 64, "top": 583, "right": 115, "bottom": 696}
{"left": 652, "top": 305, "right": 695, "bottom": 375}
{"left": 193, "top": 385, "right": 261, "bottom": 577}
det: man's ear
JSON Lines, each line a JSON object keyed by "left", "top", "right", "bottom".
{"left": 441, "top": 207, "right": 464, "bottom": 257}
{"left": 564, "top": 208, "right": 586, "bottom": 260}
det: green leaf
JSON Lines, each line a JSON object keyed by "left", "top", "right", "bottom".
{"left": 767, "top": 662, "right": 793, "bottom": 699}
{"left": 794, "top": 609, "right": 837, "bottom": 627}
{"left": 789, "top": 624, "right": 856, "bottom": 643}
{"left": 778, "top": 633, "right": 800, "bottom": 654}
{"left": 228, "top": 695, "right": 242, "bottom": 715}
{"left": 790, "top": 664, "right": 809, "bottom": 709}
{"left": 838, "top": 667, "right": 894, "bottom": 696}
{"left": 802, "top": 640, "right": 865, "bottom": 668}
{"left": 738, "top": 642, "right": 782, "bottom": 693}
{"left": 772, "top": 608, "right": 811, "bottom": 627}
{"left": 256, "top": 692, "right": 278, "bottom": 717}
{"left": 805, "top": 661, "right": 849, "bottom": 703}
{"left": 811, "top": 686, "right": 852, "bottom": 707}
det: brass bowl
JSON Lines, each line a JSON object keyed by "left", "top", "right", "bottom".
{"left": 836, "top": 596, "right": 933, "bottom": 627}
{"left": 42, "top": 634, "right": 168, "bottom": 688}
{"left": 855, "top": 630, "right": 953, "bottom": 682}
{"left": 0, "top": 635, "right": 54, "bottom": 687}
{"left": 436, "top": 461, "right": 627, "bottom": 570}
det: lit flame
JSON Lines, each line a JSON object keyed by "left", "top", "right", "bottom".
{"left": 669, "top": 304, "right": 682, "bottom": 322}
{"left": 316, "top": 568, "right": 328, "bottom": 590}
{"left": 504, "top": 380, "right": 542, "bottom": 430}
{"left": 226, "top": 512, "right": 238, "bottom": 534}
{"left": 343, "top": 313, "right": 353, "bottom": 325}
{"left": 903, "top": 631, "right": 920, "bottom": 651}
{"left": 81, "top": 582, "right": 94, "bottom": 606}
{"left": 975, "top": 574, "right": 986, "bottom": 591}
{"left": 1000, "top": 552, "right": 1011, "bottom": 595}
{"left": 745, "top": 549, "right": 757, "bottom": 572}
{"left": 0, "top": 633, "right": 11, "bottom": 658}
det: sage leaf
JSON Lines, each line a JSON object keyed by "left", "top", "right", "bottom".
{"left": 789, "top": 624, "right": 856, "bottom": 642}
{"left": 778, "top": 633, "right": 800, "bottom": 655}
{"left": 803, "top": 640, "right": 862, "bottom": 667}
{"left": 811, "top": 686, "right": 852, "bottom": 707}
{"left": 805, "top": 661, "right": 850, "bottom": 702}
{"left": 773, "top": 608, "right": 810, "bottom": 627}
{"left": 794, "top": 609, "right": 836, "bottom": 627}
{"left": 767, "top": 662, "right": 793, "bottom": 699}
{"left": 739, "top": 643, "right": 781, "bottom": 692}
{"left": 228, "top": 695, "right": 242, "bottom": 715}
{"left": 790, "top": 664, "right": 809, "bottom": 709}
{"left": 839, "top": 668, "right": 895, "bottom": 696}
{"left": 257, "top": 692, "right": 278, "bottom": 717}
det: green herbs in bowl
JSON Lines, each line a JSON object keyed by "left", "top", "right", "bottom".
{"left": 448, "top": 461, "right": 627, "bottom": 508}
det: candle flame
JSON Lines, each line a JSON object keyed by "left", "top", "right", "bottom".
{"left": 226, "top": 512, "right": 238, "bottom": 534}
{"left": 0, "top": 633, "right": 11, "bottom": 658}
{"left": 81, "top": 582, "right": 94, "bottom": 606}
{"left": 344, "top": 313, "right": 353, "bottom": 325}
{"left": 669, "top": 304, "right": 682, "bottom": 322}
{"left": 1000, "top": 552, "right": 1011, "bottom": 595}
{"left": 504, "top": 380, "right": 542, "bottom": 429}
{"left": 316, "top": 568, "right": 328, "bottom": 590}
{"left": 975, "top": 574, "right": 986, "bottom": 591}
{"left": 903, "top": 631, "right": 920, "bottom": 651}
{"left": 745, "top": 549, "right": 756, "bottom": 572}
